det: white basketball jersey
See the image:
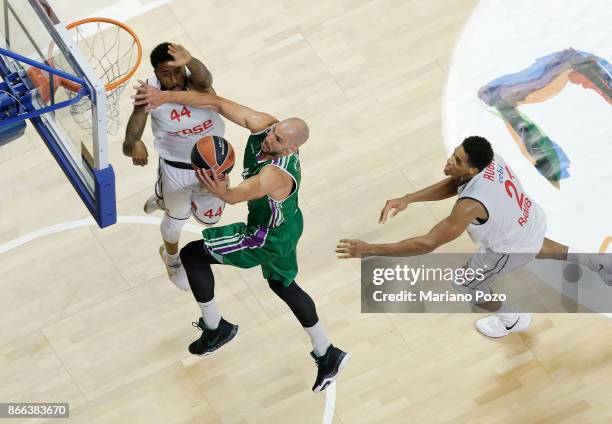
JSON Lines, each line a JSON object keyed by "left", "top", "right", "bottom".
{"left": 457, "top": 154, "right": 547, "bottom": 253}
{"left": 147, "top": 75, "right": 225, "bottom": 163}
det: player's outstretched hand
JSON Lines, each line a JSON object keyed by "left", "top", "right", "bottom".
{"left": 379, "top": 196, "right": 410, "bottom": 224}
{"left": 167, "top": 43, "right": 192, "bottom": 67}
{"left": 195, "top": 167, "right": 229, "bottom": 198}
{"left": 336, "top": 239, "right": 370, "bottom": 259}
{"left": 132, "top": 80, "right": 168, "bottom": 111}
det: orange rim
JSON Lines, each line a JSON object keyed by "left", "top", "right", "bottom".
{"left": 48, "top": 17, "right": 142, "bottom": 92}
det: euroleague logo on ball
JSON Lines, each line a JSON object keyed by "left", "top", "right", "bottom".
{"left": 217, "top": 138, "right": 226, "bottom": 156}
{"left": 190, "top": 135, "right": 235, "bottom": 175}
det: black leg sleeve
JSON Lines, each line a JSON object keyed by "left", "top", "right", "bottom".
{"left": 180, "top": 240, "right": 220, "bottom": 303}
{"left": 267, "top": 279, "right": 319, "bottom": 328}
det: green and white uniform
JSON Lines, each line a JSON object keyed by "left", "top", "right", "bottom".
{"left": 202, "top": 127, "right": 303, "bottom": 286}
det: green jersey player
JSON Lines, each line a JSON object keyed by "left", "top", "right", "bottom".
{"left": 134, "top": 85, "right": 349, "bottom": 393}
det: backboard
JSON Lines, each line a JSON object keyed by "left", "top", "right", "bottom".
{"left": 0, "top": 0, "right": 116, "bottom": 227}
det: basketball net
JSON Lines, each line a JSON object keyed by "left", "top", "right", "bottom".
{"left": 51, "top": 17, "right": 142, "bottom": 135}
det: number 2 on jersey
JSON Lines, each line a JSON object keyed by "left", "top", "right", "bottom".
{"left": 170, "top": 106, "right": 192, "bottom": 122}
{"left": 504, "top": 180, "right": 524, "bottom": 209}
{"left": 503, "top": 165, "right": 525, "bottom": 209}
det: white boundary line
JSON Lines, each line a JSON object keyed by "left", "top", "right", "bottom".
{"left": 322, "top": 381, "right": 337, "bottom": 424}
{"left": 0, "top": 215, "right": 339, "bottom": 423}
{"left": 85, "top": 0, "right": 173, "bottom": 22}
{"left": 0, "top": 216, "right": 202, "bottom": 255}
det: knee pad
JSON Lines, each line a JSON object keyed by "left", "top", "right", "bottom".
{"left": 180, "top": 240, "right": 220, "bottom": 267}
{"left": 160, "top": 213, "right": 186, "bottom": 244}
{"left": 268, "top": 280, "right": 318, "bottom": 328}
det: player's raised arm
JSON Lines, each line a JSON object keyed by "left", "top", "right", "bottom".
{"left": 122, "top": 103, "right": 149, "bottom": 166}
{"left": 165, "top": 43, "right": 213, "bottom": 92}
{"left": 339, "top": 199, "right": 484, "bottom": 258}
{"left": 132, "top": 83, "right": 277, "bottom": 133}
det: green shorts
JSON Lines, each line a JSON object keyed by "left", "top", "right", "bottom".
{"left": 202, "top": 217, "right": 303, "bottom": 286}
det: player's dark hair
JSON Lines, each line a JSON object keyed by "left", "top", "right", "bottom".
{"left": 462, "top": 136, "right": 494, "bottom": 171}
{"left": 150, "top": 42, "right": 173, "bottom": 68}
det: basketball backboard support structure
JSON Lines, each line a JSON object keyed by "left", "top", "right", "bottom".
{"left": 0, "top": 0, "right": 116, "bottom": 228}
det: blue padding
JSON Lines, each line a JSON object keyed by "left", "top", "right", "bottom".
{"left": 0, "top": 50, "right": 116, "bottom": 228}
{"left": 94, "top": 165, "right": 117, "bottom": 228}
{"left": 27, "top": 111, "right": 117, "bottom": 228}
{"left": 0, "top": 119, "right": 26, "bottom": 145}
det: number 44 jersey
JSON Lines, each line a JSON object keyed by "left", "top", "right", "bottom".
{"left": 458, "top": 154, "right": 547, "bottom": 254}
{"left": 147, "top": 75, "right": 226, "bottom": 163}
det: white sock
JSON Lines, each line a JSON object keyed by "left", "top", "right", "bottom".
{"left": 497, "top": 313, "right": 521, "bottom": 326}
{"left": 304, "top": 321, "right": 331, "bottom": 357}
{"left": 567, "top": 247, "right": 602, "bottom": 272}
{"left": 198, "top": 299, "right": 221, "bottom": 330}
{"left": 166, "top": 250, "right": 180, "bottom": 266}
{"left": 496, "top": 302, "right": 520, "bottom": 326}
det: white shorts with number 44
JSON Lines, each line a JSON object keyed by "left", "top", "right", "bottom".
{"left": 156, "top": 158, "right": 225, "bottom": 225}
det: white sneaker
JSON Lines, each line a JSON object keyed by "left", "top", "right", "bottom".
{"left": 475, "top": 313, "right": 532, "bottom": 338}
{"left": 159, "top": 245, "right": 190, "bottom": 291}
{"left": 144, "top": 194, "right": 165, "bottom": 214}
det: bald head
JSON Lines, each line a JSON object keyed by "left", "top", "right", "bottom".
{"left": 277, "top": 117, "right": 309, "bottom": 147}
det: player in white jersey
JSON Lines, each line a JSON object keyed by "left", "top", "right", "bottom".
{"left": 336, "top": 136, "right": 611, "bottom": 337}
{"left": 123, "top": 43, "right": 226, "bottom": 290}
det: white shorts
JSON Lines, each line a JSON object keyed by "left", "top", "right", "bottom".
{"left": 453, "top": 247, "right": 537, "bottom": 302}
{"left": 156, "top": 158, "right": 225, "bottom": 225}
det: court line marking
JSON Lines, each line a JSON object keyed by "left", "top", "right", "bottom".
{"left": 0, "top": 215, "right": 338, "bottom": 423}
{"left": 86, "top": 0, "right": 173, "bottom": 22}
{"left": 322, "top": 381, "right": 337, "bottom": 424}
{"left": 0, "top": 216, "right": 201, "bottom": 255}
{"left": 600, "top": 236, "right": 612, "bottom": 253}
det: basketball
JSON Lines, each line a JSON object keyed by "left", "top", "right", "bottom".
{"left": 191, "top": 135, "right": 235, "bottom": 176}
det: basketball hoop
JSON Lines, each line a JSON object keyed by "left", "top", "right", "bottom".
{"left": 29, "top": 17, "right": 142, "bottom": 135}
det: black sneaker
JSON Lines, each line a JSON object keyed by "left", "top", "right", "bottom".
{"left": 311, "top": 344, "right": 350, "bottom": 393}
{"left": 189, "top": 317, "right": 238, "bottom": 356}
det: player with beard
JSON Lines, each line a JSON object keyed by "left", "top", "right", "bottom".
{"left": 132, "top": 85, "right": 350, "bottom": 393}
{"left": 123, "top": 43, "right": 226, "bottom": 291}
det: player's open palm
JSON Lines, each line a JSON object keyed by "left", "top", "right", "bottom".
{"left": 167, "top": 43, "right": 192, "bottom": 67}
{"left": 379, "top": 197, "right": 410, "bottom": 224}
{"left": 133, "top": 80, "right": 165, "bottom": 111}
{"left": 336, "top": 239, "right": 369, "bottom": 259}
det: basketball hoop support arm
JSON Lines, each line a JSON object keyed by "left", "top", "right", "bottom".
{"left": 0, "top": 47, "right": 89, "bottom": 125}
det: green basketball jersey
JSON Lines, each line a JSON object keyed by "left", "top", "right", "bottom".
{"left": 201, "top": 127, "right": 304, "bottom": 286}
{"left": 242, "top": 129, "right": 301, "bottom": 229}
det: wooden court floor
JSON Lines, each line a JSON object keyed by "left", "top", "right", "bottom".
{"left": 2, "top": 0, "right": 612, "bottom": 422}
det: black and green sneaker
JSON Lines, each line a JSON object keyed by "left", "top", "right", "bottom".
{"left": 311, "top": 344, "right": 350, "bottom": 393}
{"left": 189, "top": 317, "right": 239, "bottom": 356}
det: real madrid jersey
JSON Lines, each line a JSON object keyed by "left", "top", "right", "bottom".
{"left": 457, "top": 154, "right": 547, "bottom": 253}
{"left": 147, "top": 75, "right": 225, "bottom": 163}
